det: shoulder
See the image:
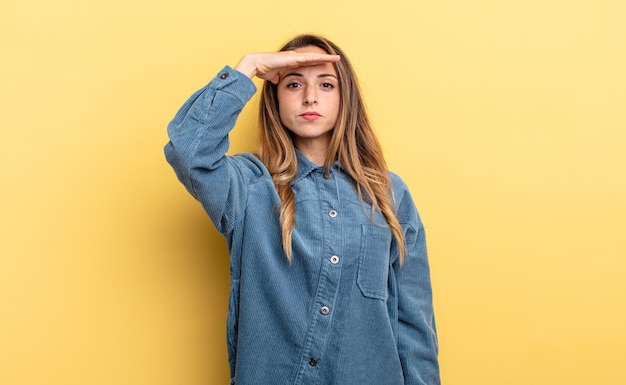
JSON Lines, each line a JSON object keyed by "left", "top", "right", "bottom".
{"left": 388, "top": 171, "right": 412, "bottom": 201}
{"left": 388, "top": 170, "right": 423, "bottom": 227}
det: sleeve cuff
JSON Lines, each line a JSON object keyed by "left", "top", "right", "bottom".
{"left": 210, "top": 65, "right": 258, "bottom": 102}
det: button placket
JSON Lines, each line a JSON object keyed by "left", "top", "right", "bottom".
{"left": 294, "top": 165, "right": 341, "bottom": 382}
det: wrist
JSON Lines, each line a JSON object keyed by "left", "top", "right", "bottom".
{"left": 234, "top": 55, "right": 258, "bottom": 79}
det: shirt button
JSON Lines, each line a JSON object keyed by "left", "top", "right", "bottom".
{"left": 328, "top": 210, "right": 338, "bottom": 218}
{"left": 323, "top": 170, "right": 331, "bottom": 179}
{"left": 330, "top": 255, "right": 339, "bottom": 264}
{"left": 320, "top": 306, "right": 330, "bottom": 315}
{"left": 220, "top": 73, "right": 229, "bottom": 79}
{"left": 308, "top": 357, "right": 318, "bottom": 367}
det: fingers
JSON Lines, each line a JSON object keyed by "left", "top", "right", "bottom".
{"left": 261, "top": 52, "right": 340, "bottom": 84}
{"left": 235, "top": 51, "right": 340, "bottom": 82}
{"left": 282, "top": 51, "right": 340, "bottom": 68}
{"left": 262, "top": 52, "right": 339, "bottom": 74}
{"left": 288, "top": 51, "right": 341, "bottom": 63}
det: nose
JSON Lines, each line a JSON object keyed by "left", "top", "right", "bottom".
{"left": 303, "top": 87, "right": 318, "bottom": 105}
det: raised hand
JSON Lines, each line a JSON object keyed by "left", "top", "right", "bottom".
{"left": 234, "top": 51, "right": 340, "bottom": 85}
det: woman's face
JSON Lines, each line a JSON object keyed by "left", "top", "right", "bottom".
{"left": 276, "top": 45, "right": 340, "bottom": 151}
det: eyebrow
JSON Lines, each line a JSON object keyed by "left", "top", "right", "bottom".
{"left": 283, "top": 72, "right": 338, "bottom": 79}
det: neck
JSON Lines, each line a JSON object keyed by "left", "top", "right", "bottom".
{"left": 293, "top": 136, "right": 332, "bottom": 166}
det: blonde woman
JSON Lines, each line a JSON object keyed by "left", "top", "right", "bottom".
{"left": 165, "top": 34, "right": 440, "bottom": 385}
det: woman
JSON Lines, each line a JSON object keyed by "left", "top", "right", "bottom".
{"left": 165, "top": 34, "right": 440, "bottom": 385}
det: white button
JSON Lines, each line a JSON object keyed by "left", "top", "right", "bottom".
{"left": 328, "top": 210, "right": 337, "bottom": 218}
{"left": 330, "top": 255, "right": 339, "bottom": 264}
{"left": 320, "top": 306, "right": 330, "bottom": 315}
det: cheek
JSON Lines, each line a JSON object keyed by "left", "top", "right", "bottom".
{"left": 278, "top": 108, "right": 289, "bottom": 127}
{"left": 329, "top": 95, "right": 341, "bottom": 121}
{"left": 276, "top": 101, "right": 294, "bottom": 129}
{"left": 277, "top": 92, "right": 296, "bottom": 112}
{"left": 276, "top": 92, "right": 288, "bottom": 124}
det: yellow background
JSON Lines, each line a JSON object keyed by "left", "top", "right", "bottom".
{"left": 2, "top": 0, "right": 625, "bottom": 384}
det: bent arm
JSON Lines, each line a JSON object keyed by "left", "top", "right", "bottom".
{"left": 164, "top": 66, "right": 258, "bottom": 234}
{"left": 164, "top": 52, "right": 341, "bottom": 234}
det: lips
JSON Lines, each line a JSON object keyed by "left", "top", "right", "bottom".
{"left": 300, "top": 112, "right": 321, "bottom": 121}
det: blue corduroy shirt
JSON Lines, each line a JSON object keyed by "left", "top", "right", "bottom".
{"left": 165, "top": 66, "right": 440, "bottom": 385}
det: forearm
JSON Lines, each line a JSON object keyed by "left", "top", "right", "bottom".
{"left": 164, "top": 66, "right": 257, "bottom": 229}
{"left": 165, "top": 66, "right": 255, "bottom": 189}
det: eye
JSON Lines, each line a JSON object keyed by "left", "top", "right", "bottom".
{"left": 321, "top": 82, "right": 335, "bottom": 89}
{"left": 286, "top": 82, "right": 301, "bottom": 88}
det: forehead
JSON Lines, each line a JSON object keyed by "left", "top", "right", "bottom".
{"left": 279, "top": 45, "right": 337, "bottom": 78}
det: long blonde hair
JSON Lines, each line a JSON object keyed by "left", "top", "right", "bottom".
{"left": 257, "top": 34, "right": 406, "bottom": 264}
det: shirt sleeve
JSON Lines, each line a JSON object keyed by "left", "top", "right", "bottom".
{"left": 391, "top": 174, "right": 441, "bottom": 385}
{"left": 164, "top": 66, "right": 264, "bottom": 236}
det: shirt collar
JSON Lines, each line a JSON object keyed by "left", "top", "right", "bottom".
{"left": 293, "top": 149, "right": 320, "bottom": 184}
{"left": 293, "top": 149, "right": 343, "bottom": 185}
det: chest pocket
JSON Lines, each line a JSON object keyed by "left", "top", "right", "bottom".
{"left": 357, "top": 224, "right": 392, "bottom": 300}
